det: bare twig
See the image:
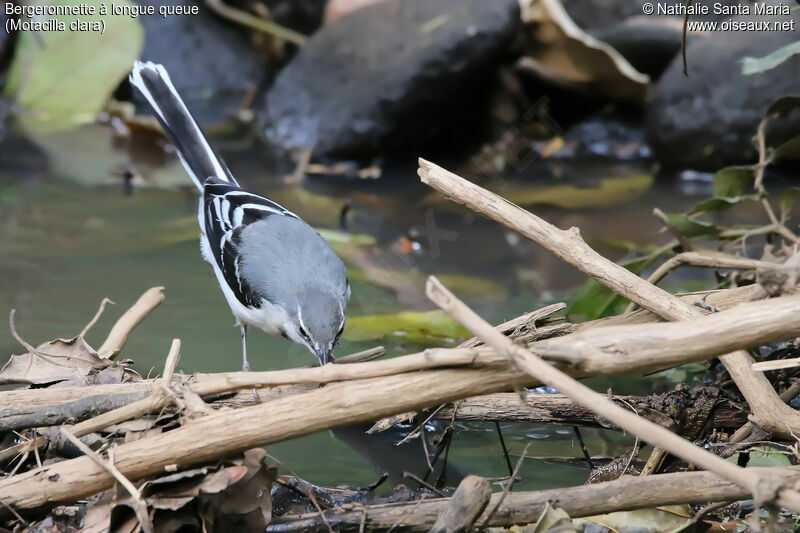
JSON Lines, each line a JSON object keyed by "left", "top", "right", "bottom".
{"left": 204, "top": 0, "right": 307, "bottom": 44}
{"left": 60, "top": 429, "right": 152, "bottom": 533}
{"left": 79, "top": 298, "right": 114, "bottom": 338}
{"left": 480, "top": 443, "right": 531, "bottom": 528}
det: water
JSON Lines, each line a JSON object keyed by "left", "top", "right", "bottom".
{"left": 0, "top": 123, "right": 745, "bottom": 491}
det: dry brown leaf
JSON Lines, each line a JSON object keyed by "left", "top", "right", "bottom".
{"left": 520, "top": 0, "right": 648, "bottom": 103}
{"left": 0, "top": 336, "right": 110, "bottom": 386}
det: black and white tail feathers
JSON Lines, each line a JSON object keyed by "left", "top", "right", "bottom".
{"left": 129, "top": 61, "right": 236, "bottom": 190}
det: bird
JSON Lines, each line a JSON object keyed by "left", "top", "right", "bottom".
{"left": 129, "top": 61, "right": 350, "bottom": 370}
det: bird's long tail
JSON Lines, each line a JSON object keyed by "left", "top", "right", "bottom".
{"left": 129, "top": 61, "right": 237, "bottom": 190}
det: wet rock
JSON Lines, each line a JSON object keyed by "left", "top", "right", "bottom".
{"left": 549, "top": 114, "right": 652, "bottom": 160}
{"left": 262, "top": 0, "right": 520, "bottom": 157}
{"left": 130, "top": 0, "right": 266, "bottom": 127}
{"left": 646, "top": 18, "right": 800, "bottom": 170}
{"left": 589, "top": 18, "right": 682, "bottom": 80}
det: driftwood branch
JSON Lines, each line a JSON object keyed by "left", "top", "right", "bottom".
{"left": 418, "top": 158, "right": 800, "bottom": 438}
{"left": 430, "top": 475, "right": 491, "bottom": 533}
{"left": 267, "top": 467, "right": 800, "bottom": 531}
{"left": 425, "top": 276, "right": 781, "bottom": 504}
{"left": 96, "top": 287, "right": 165, "bottom": 358}
{"left": 1, "top": 294, "right": 798, "bottom": 436}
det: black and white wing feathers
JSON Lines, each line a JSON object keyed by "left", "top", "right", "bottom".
{"left": 202, "top": 178, "right": 298, "bottom": 309}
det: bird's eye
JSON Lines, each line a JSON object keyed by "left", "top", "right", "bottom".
{"left": 299, "top": 326, "right": 310, "bottom": 340}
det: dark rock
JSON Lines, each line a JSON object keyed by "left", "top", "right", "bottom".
{"left": 130, "top": 0, "right": 266, "bottom": 127}
{"left": 590, "top": 18, "right": 682, "bottom": 80}
{"left": 647, "top": 16, "right": 800, "bottom": 170}
{"left": 264, "top": 0, "right": 328, "bottom": 35}
{"left": 262, "top": 0, "right": 520, "bottom": 157}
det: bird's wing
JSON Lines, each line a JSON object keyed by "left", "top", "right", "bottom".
{"left": 202, "top": 178, "right": 298, "bottom": 309}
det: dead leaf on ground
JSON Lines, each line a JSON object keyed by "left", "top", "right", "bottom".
{"left": 520, "top": 0, "right": 648, "bottom": 103}
{"left": 0, "top": 336, "right": 125, "bottom": 386}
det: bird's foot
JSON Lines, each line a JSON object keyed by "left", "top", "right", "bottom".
{"left": 242, "top": 361, "right": 251, "bottom": 372}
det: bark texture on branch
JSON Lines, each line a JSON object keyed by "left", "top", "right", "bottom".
{"left": 267, "top": 467, "right": 800, "bottom": 531}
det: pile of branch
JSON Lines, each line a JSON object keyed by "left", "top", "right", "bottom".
{"left": 2, "top": 160, "right": 800, "bottom": 531}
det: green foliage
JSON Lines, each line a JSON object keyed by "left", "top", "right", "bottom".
{"left": 567, "top": 255, "right": 653, "bottom": 321}
{"left": 5, "top": 0, "right": 144, "bottom": 133}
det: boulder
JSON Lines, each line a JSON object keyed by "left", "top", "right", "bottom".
{"left": 262, "top": 0, "right": 520, "bottom": 157}
{"left": 131, "top": 0, "right": 266, "bottom": 127}
{"left": 647, "top": 18, "right": 800, "bottom": 170}
{"left": 589, "top": 18, "right": 682, "bottom": 80}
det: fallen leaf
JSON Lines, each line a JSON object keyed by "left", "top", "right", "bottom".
{"left": 0, "top": 336, "right": 110, "bottom": 386}
{"left": 520, "top": 0, "right": 648, "bottom": 103}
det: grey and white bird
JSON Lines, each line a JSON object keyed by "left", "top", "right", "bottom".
{"left": 129, "top": 61, "right": 350, "bottom": 369}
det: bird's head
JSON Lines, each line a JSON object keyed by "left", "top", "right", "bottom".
{"left": 284, "top": 287, "right": 346, "bottom": 365}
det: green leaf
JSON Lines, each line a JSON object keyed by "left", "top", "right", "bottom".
{"left": 773, "top": 135, "right": 800, "bottom": 161}
{"left": 766, "top": 94, "right": 800, "bottom": 118}
{"left": 780, "top": 187, "right": 800, "bottom": 218}
{"left": 712, "top": 166, "right": 754, "bottom": 198}
{"left": 741, "top": 41, "right": 800, "bottom": 75}
{"left": 662, "top": 213, "right": 720, "bottom": 239}
{"left": 689, "top": 196, "right": 750, "bottom": 214}
{"left": 567, "top": 255, "right": 652, "bottom": 321}
{"left": 343, "top": 310, "right": 470, "bottom": 344}
{"left": 5, "top": 0, "right": 144, "bottom": 133}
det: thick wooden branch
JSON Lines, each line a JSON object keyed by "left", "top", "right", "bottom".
{"left": 425, "top": 276, "right": 778, "bottom": 503}
{"left": 418, "top": 158, "right": 800, "bottom": 438}
{"left": 268, "top": 467, "right": 800, "bottom": 531}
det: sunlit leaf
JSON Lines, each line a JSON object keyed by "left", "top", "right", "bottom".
{"left": 343, "top": 310, "right": 470, "bottom": 344}
{"left": 5, "top": 0, "right": 144, "bottom": 133}
{"left": 741, "top": 42, "right": 800, "bottom": 75}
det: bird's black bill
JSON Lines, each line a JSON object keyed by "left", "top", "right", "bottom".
{"left": 316, "top": 348, "right": 333, "bottom": 365}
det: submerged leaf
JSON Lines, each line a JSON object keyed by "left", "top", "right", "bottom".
{"left": 344, "top": 310, "right": 471, "bottom": 344}
{"left": 5, "top": 0, "right": 144, "bottom": 133}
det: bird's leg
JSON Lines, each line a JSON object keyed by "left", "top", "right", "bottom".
{"left": 240, "top": 324, "right": 251, "bottom": 372}
{"left": 239, "top": 324, "right": 260, "bottom": 403}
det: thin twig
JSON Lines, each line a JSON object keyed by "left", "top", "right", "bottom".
{"left": 572, "top": 426, "right": 595, "bottom": 470}
{"left": 60, "top": 429, "right": 152, "bottom": 533}
{"left": 204, "top": 0, "right": 307, "bottom": 44}
{"left": 80, "top": 298, "right": 114, "bottom": 338}
{"left": 681, "top": 0, "right": 692, "bottom": 76}
{"left": 402, "top": 472, "right": 446, "bottom": 498}
{"left": 495, "top": 421, "right": 515, "bottom": 477}
{"left": 480, "top": 443, "right": 531, "bottom": 528}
